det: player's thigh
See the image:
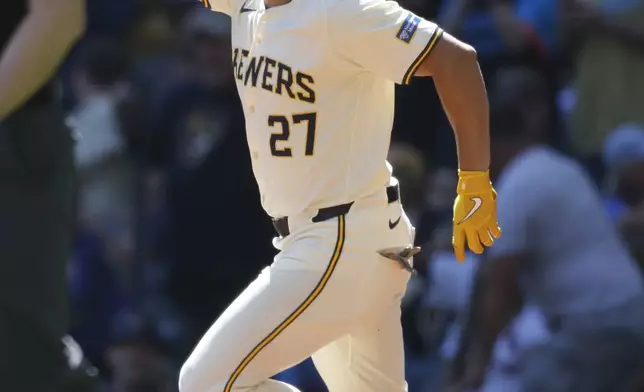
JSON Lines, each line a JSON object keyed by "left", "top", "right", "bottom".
{"left": 312, "top": 304, "right": 407, "bottom": 392}
{"left": 179, "top": 265, "right": 352, "bottom": 392}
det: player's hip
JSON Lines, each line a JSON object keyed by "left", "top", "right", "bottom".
{"left": 273, "top": 178, "right": 411, "bottom": 242}
{"left": 271, "top": 180, "right": 415, "bottom": 280}
{"left": 268, "top": 184, "right": 413, "bottom": 325}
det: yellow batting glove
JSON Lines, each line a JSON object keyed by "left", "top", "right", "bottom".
{"left": 452, "top": 170, "right": 502, "bottom": 262}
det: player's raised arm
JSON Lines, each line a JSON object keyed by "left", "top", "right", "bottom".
{"left": 328, "top": 0, "right": 500, "bottom": 261}
{"left": 0, "top": 0, "right": 84, "bottom": 119}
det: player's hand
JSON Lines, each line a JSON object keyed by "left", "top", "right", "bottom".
{"left": 452, "top": 170, "right": 501, "bottom": 262}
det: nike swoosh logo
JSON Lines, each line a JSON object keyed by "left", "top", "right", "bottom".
{"left": 458, "top": 197, "right": 482, "bottom": 224}
{"left": 389, "top": 216, "right": 402, "bottom": 230}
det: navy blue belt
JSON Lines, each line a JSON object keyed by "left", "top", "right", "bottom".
{"left": 272, "top": 184, "right": 400, "bottom": 237}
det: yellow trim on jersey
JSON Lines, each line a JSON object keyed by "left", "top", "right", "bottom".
{"left": 403, "top": 28, "right": 444, "bottom": 85}
{"left": 201, "top": 0, "right": 211, "bottom": 8}
{"left": 223, "top": 215, "right": 347, "bottom": 391}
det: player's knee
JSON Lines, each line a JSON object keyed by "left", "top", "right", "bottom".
{"left": 178, "top": 360, "right": 215, "bottom": 392}
{"left": 178, "top": 360, "right": 234, "bottom": 392}
{"left": 177, "top": 361, "right": 195, "bottom": 392}
{"left": 179, "top": 365, "right": 295, "bottom": 392}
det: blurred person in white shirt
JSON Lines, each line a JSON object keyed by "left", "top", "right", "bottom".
{"left": 603, "top": 124, "right": 644, "bottom": 272}
{"left": 444, "top": 94, "right": 644, "bottom": 392}
{"left": 602, "top": 123, "right": 644, "bottom": 222}
{"left": 425, "top": 226, "right": 550, "bottom": 392}
{"left": 68, "top": 38, "right": 133, "bottom": 241}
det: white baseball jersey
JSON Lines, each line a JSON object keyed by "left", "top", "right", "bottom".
{"left": 202, "top": 0, "right": 443, "bottom": 218}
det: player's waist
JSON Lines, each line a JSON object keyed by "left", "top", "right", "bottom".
{"left": 271, "top": 182, "right": 400, "bottom": 238}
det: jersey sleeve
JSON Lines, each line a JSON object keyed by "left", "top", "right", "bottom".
{"left": 328, "top": 0, "right": 444, "bottom": 84}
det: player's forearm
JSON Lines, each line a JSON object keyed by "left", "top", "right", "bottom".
{"left": 430, "top": 37, "right": 490, "bottom": 171}
{"left": 0, "top": 1, "right": 85, "bottom": 119}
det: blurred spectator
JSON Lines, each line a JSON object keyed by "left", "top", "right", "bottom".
{"left": 481, "top": 305, "right": 550, "bottom": 392}
{"left": 68, "top": 37, "right": 133, "bottom": 242}
{"left": 119, "top": 7, "right": 181, "bottom": 165}
{"left": 389, "top": 143, "right": 428, "bottom": 225}
{"left": 59, "top": 0, "right": 138, "bottom": 110}
{"left": 493, "top": 66, "right": 560, "bottom": 147}
{"left": 425, "top": 168, "right": 458, "bottom": 224}
{"left": 421, "top": 227, "right": 480, "bottom": 392}
{"left": 425, "top": 236, "right": 550, "bottom": 392}
{"left": 85, "top": 0, "right": 138, "bottom": 37}
{"left": 438, "top": 0, "right": 557, "bottom": 80}
{"left": 621, "top": 206, "right": 644, "bottom": 273}
{"left": 602, "top": 124, "right": 644, "bottom": 220}
{"left": 106, "top": 312, "right": 175, "bottom": 392}
{"left": 563, "top": 0, "right": 644, "bottom": 183}
{"left": 388, "top": 143, "right": 439, "bottom": 249}
{"left": 519, "top": 328, "right": 644, "bottom": 392}
{"left": 69, "top": 229, "right": 129, "bottom": 375}
{"left": 602, "top": 124, "right": 644, "bottom": 270}
{"left": 425, "top": 241, "right": 550, "bottom": 392}
{"left": 130, "top": 5, "right": 176, "bottom": 60}
{"left": 444, "top": 97, "right": 644, "bottom": 391}
{"left": 424, "top": 230, "right": 478, "bottom": 352}
{"left": 404, "top": 169, "right": 456, "bottom": 370}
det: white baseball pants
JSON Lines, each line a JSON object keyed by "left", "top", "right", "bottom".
{"left": 179, "top": 189, "right": 414, "bottom": 392}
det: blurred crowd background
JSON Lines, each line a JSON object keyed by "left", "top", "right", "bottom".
{"left": 57, "top": 0, "right": 644, "bottom": 391}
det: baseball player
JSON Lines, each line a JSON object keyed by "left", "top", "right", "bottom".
{"left": 179, "top": 0, "right": 501, "bottom": 391}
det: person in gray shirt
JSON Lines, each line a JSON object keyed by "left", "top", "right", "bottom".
{"left": 442, "top": 97, "right": 644, "bottom": 392}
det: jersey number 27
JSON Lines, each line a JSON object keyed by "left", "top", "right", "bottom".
{"left": 269, "top": 113, "right": 317, "bottom": 157}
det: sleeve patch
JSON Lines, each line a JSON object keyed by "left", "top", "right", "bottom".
{"left": 396, "top": 14, "right": 420, "bottom": 43}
